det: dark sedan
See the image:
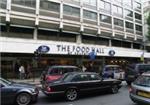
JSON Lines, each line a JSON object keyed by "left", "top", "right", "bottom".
{"left": 42, "top": 72, "right": 122, "bottom": 101}
{"left": 0, "top": 77, "right": 39, "bottom": 105}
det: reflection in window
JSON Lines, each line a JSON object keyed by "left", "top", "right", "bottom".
{"left": 134, "top": 2, "right": 141, "bottom": 9}
{"left": 83, "top": 10, "right": 97, "bottom": 20}
{"left": 136, "top": 25, "right": 142, "bottom": 31}
{"left": 114, "top": 18, "right": 123, "bottom": 27}
{"left": 113, "top": 5, "right": 123, "bottom": 16}
{"left": 64, "top": 5, "right": 80, "bottom": 17}
{"left": 125, "top": 9, "right": 133, "bottom": 17}
{"left": 135, "top": 13, "right": 142, "bottom": 20}
{"left": 83, "top": 0, "right": 97, "bottom": 6}
{"left": 40, "top": 1, "right": 60, "bottom": 12}
{"left": 99, "top": 0, "right": 111, "bottom": 11}
{"left": 123, "top": 0, "right": 132, "bottom": 7}
{"left": 125, "top": 21, "right": 133, "bottom": 29}
{"left": 100, "top": 14, "right": 111, "bottom": 23}
{"left": 12, "top": 0, "right": 36, "bottom": 7}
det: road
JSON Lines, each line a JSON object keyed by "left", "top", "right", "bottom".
{"left": 35, "top": 84, "right": 137, "bottom": 105}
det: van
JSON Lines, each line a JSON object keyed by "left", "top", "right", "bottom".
{"left": 125, "top": 63, "right": 150, "bottom": 85}
{"left": 102, "top": 65, "right": 125, "bottom": 80}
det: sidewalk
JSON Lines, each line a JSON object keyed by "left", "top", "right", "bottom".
{"left": 10, "top": 78, "right": 41, "bottom": 86}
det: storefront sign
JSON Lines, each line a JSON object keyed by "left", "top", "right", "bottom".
{"left": 108, "top": 50, "right": 115, "bottom": 56}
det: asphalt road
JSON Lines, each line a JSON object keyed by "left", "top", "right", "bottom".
{"left": 35, "top": 84, "right": 137, "bottom": 105}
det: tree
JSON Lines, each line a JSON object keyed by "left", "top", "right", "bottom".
{"left": 147, "top": 12, "right": 150, "bottom": 41}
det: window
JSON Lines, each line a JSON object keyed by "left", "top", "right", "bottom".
{"left": 100, "top": 14, "right": 111, "bottom": 23}
{"left": 125, "top": 9, "right": 133, "bottom": 17}
{"left": 64, "top": 5, "right": 80, "bottom": 17}
{"left": 135, "top": 13, "right": 142, "bottom": 20}
{"left": 123, "top": 0, "right": 132, "bottom": 7}
{"left": 134, "top": 2, "right": 141, "bottom": 9}
{"left": 114, "top": 18, "right": 123, "bottom": 26}
{"left": 99, "top": 0, "right": 111, "bottom": 11}
{"left": 125, "top": 21, "right": 133, "bottom": 29}
{"left": 136, "top": 25, "right": 142, "bottom": 31}
{"left": 72, "top": 74, "right": 88, "bottom": 82}
{"left": 83, "top": 10, "right": 97, "bottom": 20}
{"left": 12, "top": 0, "right": 36, "bottom": 7}
{"left": 113, "top": 5, "right": 123, "bottom": 16}
{"left": 40, "top": 1, "right": 60, "bottom": 12}
{"left": 88, "top": 74, "right": 100, "bottom": 80}
{"left": 83, "top": 0, "right": 97, "bottom": 6}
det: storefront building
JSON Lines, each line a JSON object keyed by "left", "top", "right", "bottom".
{"left": 1, "top": 0, "right": 150, "bottom": 78}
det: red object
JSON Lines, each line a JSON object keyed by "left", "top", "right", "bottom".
{"left": 46, "top": 75, "right": 62, "bottom": 81}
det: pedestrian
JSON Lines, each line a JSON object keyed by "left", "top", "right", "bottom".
{"left": 82, "top": 64, "right": 87, "bottom": 72}
{"left": 14, "top": 62, "right": 20, "bottom": 79}
{"left": 26, "top": 64, "right": 32, "bottom": 79}
{"left": 19, "top": 65, "right": 25, "bottom": 79}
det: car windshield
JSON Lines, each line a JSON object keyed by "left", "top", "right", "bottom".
{"left": 0, "top": 78, "right": 12, "bottom": 86}
{"left": 134, "top": 75, "right": 150, "bottom": 87}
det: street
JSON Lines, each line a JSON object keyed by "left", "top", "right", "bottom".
{"left": 35, "top": 84, "right": 137, "bottom": 105}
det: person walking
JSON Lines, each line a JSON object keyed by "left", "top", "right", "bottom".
{"left": 19, "top": 65, "right": 25, "bottom": 79}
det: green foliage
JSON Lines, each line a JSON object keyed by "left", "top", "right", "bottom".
{"left": 147, "top": 12, "right": 150, "bottom": 41}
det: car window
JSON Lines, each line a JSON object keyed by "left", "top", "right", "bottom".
{"left": 49, "top": 68, "right": 63, "bottom": 75}
{"left": 134, "top": 75, "right": 150, "bottom": 87}
{"left": 72, "top": 74, "right": 88, "bottom": 82}
{"left": 138, "top": 65, "right": 150, "bottom": 73}
{"left": 88, "top": 74, "right": 100, "bottom": 80}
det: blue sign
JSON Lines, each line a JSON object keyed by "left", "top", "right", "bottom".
{"left": 89, "top": 50, "right": 96, "bottom": 60}
{"left": 108, "top": 50, "right": 115, "bottom": 56}
{"left": 38, "top": 45, "right": 50, "bottom": 53}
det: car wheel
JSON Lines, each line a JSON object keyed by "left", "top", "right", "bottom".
{"left": 111, "top": 85, "right": 119, "bottom": 94}
{"left": 16, "top": 92, "right": 31, "bottom": 105}
{"left": 65, "top": 88, "right": 78, "bottom": 101}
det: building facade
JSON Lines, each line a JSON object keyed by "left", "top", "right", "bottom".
{"left": 1, "top": 0, "right": 150, "bottom": 78}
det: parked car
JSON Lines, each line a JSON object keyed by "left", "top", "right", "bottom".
{"left": 40, "top": 65, "right": 81, "bottom": 83}
{"left": 42, "top": 72, "right": 122, "bottom": 101}
{"left": 0, "top": 77, "right": 39, "bottom": 105}
{"left": 102, "top": 65, "right": 125, "bottom": 80}
{"left": 125, "top": 63, "right": 150, "bottom": 85}
{"left": 129, "top": 72, "right": 150, "bottom": 105}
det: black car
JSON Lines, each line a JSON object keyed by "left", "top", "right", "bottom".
{"left": 42, "top": 72, "right": 122, "bottom": 101}
{"left": 0, "top": 77, "right": 39, "bottom": 105}
{"left": 40, "top": 65, "right": 81, "bottom": 83}
{"left": 125, "top": 63, "right": 150, "bottom": 85}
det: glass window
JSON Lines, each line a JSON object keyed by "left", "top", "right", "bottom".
{"left": 40, "top": 1, "right": 60, "bottom": 12}
{"left": 64, "top": 5, "right": 80, "bottom": 17}
{"left": 134, "top": 75, "right": 150, "bottom": 87}
{"left": 125, "top": 21, "right": 133, "bottom": 29}
{"left": 123, "top": 0, "right": 132, "bottom": 7}
{"left": 83, "top": 10, "right": 97, "bottom": 20}
{"left": 88, "top": 74, "right": 100, "bottom": 80}
{"left": 135, "top": 13, "right": 142, "bottom": 20}
{"left": 114, "top": 18, "right": 123, "bottom": 26}
{"left": 100, "top": 14, "right": 111, "bottom": 23}
{"left": 83, "top": 0, "right": 97, "bottom": 6}
{"left": 72, "top": 74, "right": 89, "bottom": 82}
{"left": 12, "top": 0, "right": 36, "bottom": 7}
{"left": 134, "top": 2, "right": 141, "bottom": 9}
{"left": 136, "top": 25, "right": 142, "bottom": 31}
{"left": 113, "top": 5, "right": 123, "bottom": 16}
{"left": 99, "top": 0, "right": 111, "bottom": 11}
{"left": 125, "top": 9, "right": 133, "bottom": 17}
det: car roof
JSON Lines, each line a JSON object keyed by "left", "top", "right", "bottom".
{"left": 104, "top": 65, "right": 120, "bottom": 67}
{"left": 49, "top": 65, "right": 79, "bottom": 68}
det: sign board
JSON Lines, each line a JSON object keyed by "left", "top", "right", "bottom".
{"left": 37, "top": 45, "right": 50, "bottom": 53}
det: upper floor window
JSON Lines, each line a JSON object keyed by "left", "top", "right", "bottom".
{"left": 136, "top": 25, "right": 142, "bottom": 31}
{"left": 125, "top": 9, "right": 133, "bottom": 17}
{"left": 12, "top": 0, "right": 36, "bottom": 7}
{"left": 135, "top": 13, "right": 142, "bottom": 20}
{"left": 123, "top": 0, "right": 132, "bottom": 7}
{"left": 100, "top": 14, "right": 111, "bottom": 23}
{"left": 99, "top": 0, "right": 111, "bottom": 11}
{"left": 125, "top": 21, "right": 133, "bottom": 29}
{"left": 64, "top": 5, "right": 80, "bottom": 17}
{"left": 83, "top": 0, "right": 97, "bottom": 6}
{"left": 40, "top": 1, "right": 60, "bottom": 12}
{"left": 114, "top": 18, "right": 123, "bottom": 27}
{"left": 134, "top": 2, "right": 141, "bottom": 9}
{"left": 83, "top": 10, "right": 97, "bottom": 20}
{"left": 113, "top": 5, "right": 123, "bottom": 16}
